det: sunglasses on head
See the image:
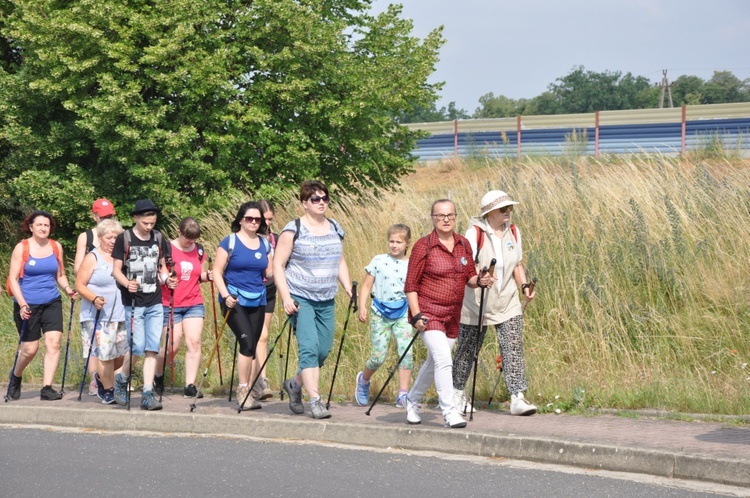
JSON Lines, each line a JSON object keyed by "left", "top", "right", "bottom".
{"left": 309, "top": 195, "right": 330, "bottom": 204}
{"left": 243, "top": 216, "right": 262, "bottom": 224}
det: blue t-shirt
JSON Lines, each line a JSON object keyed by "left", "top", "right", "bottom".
{"left": 19, "top": 253, "right": 60, "bottom": 305}
{"left": 218, "top": 234, "right": 268, "bottom": 305}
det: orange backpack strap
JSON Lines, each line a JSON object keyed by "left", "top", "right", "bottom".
{"left": 510, "top": 224, "right": 518, "bottom": 243}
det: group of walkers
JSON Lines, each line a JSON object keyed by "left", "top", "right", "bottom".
{"left": 6, "top": 180, "right": 538, "bottom": 429}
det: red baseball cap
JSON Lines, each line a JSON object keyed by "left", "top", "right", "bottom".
{"left": 92, "top": 198, "right": 116, "bottom": 218}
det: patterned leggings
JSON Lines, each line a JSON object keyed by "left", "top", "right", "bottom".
{"left": 452, "top": 315, "right": 527, "bottom": 395}
{"left": 366, "top": 314, "right": 414, "bottom": 370}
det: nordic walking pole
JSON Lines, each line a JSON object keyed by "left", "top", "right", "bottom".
{"left": 159, "top": 261, "right": 176, "bottom": 402}
{"left": 468, "top": 258, "right": 496, "bottom": 421}
{"left": 238, "top": 309, "right": 296, "bottom": 412}
{"left": 278, "top": 302, "right": 286, "bottom": 401}
{"left": 487, "top": 354, "right": 504, "bottom": 408}
{"left": 366, "top": 317, "right": 427, "bottom": 416}
{"left": 281, "top": 310, "right": 296, "bottom": 399}
{"left": 228, "top": 339, "right": 238, "bottom": 402}
{"left": 190, "top": 305, "right": 234, "bottom": 412}
{"left": 127, "top": 282, "right": 137, "bottom": 411}
{"left": 207, "top": 257, "right": 224, "bottom": 385}
{"left": 78, "top": 308, "right": 102, "bottom": 400}
{"left": 5, "top": 320, "right": 28, "bottom": 402}
{"left": 59, "top": 299, "right": 76, "bottom": 396}
{"left": 326, "top": 282, "right": 358, "bottom": 410}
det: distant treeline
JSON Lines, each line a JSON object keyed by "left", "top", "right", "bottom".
{"left": 399, "top": 66, "right": 750, "bottom": 123}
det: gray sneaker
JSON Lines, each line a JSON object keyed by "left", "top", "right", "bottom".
{"left": 140, "top": 390, "right": 163, "bottom": 411}
{"left": 114, "top": 373, "right": 128, "bottom": 406}
{"left": 310, "top": 399, "right": 332, "bottom": 419}
{"left": 283, "top": 379, "right": 305, "bottom": 414}
{"left": 237, "top": 386, "right": 261, "bottom": 411}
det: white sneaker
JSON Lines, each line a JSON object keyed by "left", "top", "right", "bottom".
{"left": 510, "top": 392, "right": 537, "bottom": 416}
{"left": 444, "top": 411, "right": 467, "bottom": 428}
{"left": 453, "top": 388, "right": 476, "bottom": 414}
{"left": 406, "top": 397, "right": 421, "bottom": 425}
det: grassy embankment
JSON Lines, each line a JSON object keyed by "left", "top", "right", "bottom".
{"left": 2, "top": 155, "right": 749, "bottom": 414}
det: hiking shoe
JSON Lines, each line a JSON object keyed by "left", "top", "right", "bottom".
{"left": 140, "top": 390, "right": 163, "bottom": 411}
{"left": 454, "top": 388, "right": 476, "bottom": 415}
{"left": 354, "top": 371, "right": 370, "bottom": 406}
{"left": 101, "top": 388, "right": 115, "bottom": 405}
{"left": 396, "top": 393, "right": 408, "bottom": 408}
{"left": 510, "top": 392, "right": 537, "bottom": 416}
{"left": 154, "top": 375, "right": 164, "bottom": 396}
{"left": 236, "top": 386, "right": 261, "bottom": 411}
{"left": 405, "top": 397, "right": 421, "bottom": 425}
{"left": 283, "top": 378, "right": 305, "bottom": 415}
{"left": 8, "top": 373, "right": 22, "bottom": 400}
{"left": 444, "top": 411, "right": 467, "bottom": 429}
{"left": 40, "top": 385, "right": 62, "bottom": 401}
{"left": 258, "top": 377, "right": 273, "bottom": 400}
{"left": 94, "top": 372, "right": 105, "bottom": 400}
{"left": 310, "top": 399, "right": 332, "bottom": 419}
{"left": 184, "top": 384, "right": 203, "bottom": 399}
{"left": 114, "top": 373, "right": 129, "bottom": 406}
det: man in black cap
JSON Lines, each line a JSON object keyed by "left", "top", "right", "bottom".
{"left": 111, "top": 199, "right": 177, "bottom": 410}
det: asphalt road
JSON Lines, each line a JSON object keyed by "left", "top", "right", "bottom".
{"left": 0, "top": 427, "right": 742, "bottom": 497}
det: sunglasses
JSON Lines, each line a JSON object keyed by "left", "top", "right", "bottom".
{"left": 243, "top": 216, "right": 262, "bottom": 224}
{"left": 499, "top": 206, "right": 513, "bottom": 213}
{"left": 309, "top": 195, "right": 330, "bottom": 204}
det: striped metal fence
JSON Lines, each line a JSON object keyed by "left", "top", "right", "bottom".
{"left": 405, "top": 103, "right": 750, "bottom": 161}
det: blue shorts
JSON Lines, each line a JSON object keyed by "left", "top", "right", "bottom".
{"left": 162, "top": 304, "right": 205, "bottom": 326}
{"left": 125, "top": 304, "right": 163, "bottom": 356}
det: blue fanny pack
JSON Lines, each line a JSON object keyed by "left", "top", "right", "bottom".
{"left": 227, "top": 285, "right": 265, "bottom": 308}
{"left": 372, "top": 298, "right": 408, "bottom": 320}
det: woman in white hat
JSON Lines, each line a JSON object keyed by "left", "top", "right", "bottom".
{"left": 452, "top": 190, "right": 537, "bottom": 416}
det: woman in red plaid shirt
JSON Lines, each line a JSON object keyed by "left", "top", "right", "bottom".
{"left": 403, "top": 199, "right": 494, "bottom": 428}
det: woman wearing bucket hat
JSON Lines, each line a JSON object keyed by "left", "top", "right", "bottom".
{"left": 452, "top": 190, "right": 537, "bottom": 416}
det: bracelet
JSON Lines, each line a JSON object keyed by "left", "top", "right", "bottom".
{"left": 521, "top": 283, "right": 531, "bottom": 291}
{"left": 160, "top": 272, "right": 169, "bottom": 284}
{"left": 410, "top": 313, "right": 424, "bottom": 327}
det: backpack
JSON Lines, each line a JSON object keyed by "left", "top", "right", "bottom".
{"left": 85, "top": 229, "right": 96, "bottom": 253}
{"left": 6, "top": 239, "right": 64, "bottom": 296}
{"left": 224, "top": 233, "right": 270, "bottom": 271}
{"left": 473, "top": 224, "right": 517, "bottom": 264}
{"left": 292, "top": 218, "right": 344, "bottom": 244}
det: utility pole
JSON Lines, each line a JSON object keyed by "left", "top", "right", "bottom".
{"left": 658, "top": 69, "right": 674, "bottom": 108}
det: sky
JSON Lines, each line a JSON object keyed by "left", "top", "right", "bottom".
{"left": 370, "top": 0, "right": 750, "bottom": 114}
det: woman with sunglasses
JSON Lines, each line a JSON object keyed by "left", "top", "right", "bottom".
{"left": 403, "top": 199, "right": 492, "bottom": 429}
{"left": 274, "top": 180, "right": 353, "bottom": 419}
{"left": 214, "top": 201, "right": 273, "bottom": 410}
{"left": 452, "top": 190, "right": 537, "bottom": 416}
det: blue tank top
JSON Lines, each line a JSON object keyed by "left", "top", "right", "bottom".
{"left": 80, "top": 249, "right": 125, "bottom": 323}
{"left": 19, "top": 253, "right": 60, "bottom": 305}
{"left": 218, "top": 234, "right": 268, "bottom": 304}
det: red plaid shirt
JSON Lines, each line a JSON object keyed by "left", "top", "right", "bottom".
{"left": 405, "top": 230, "right": 477, "bottom": 338}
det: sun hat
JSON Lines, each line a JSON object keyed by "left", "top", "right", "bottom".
{"left": 92, "top": 198, "right": 116, "bottom": 217}
{"left": 130, "top": 199, "right": 162, "bottom": 216}
{"left": 480, "top": 190, "right": 519, "bottom": 217}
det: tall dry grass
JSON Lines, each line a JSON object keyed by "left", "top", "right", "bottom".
{"left": 2, "top": 155, "right": 749, "bottom": 414}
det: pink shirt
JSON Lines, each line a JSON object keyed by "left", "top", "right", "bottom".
{"left": 161, "top": 242, "right": 205, "bottom": 307}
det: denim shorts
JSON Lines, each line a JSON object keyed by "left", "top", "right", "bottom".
{"left": 162, "top": 304, "right": 205, "bottom": 326}
{"left": 125, "top": 303, "right": 163, "bottom": 356}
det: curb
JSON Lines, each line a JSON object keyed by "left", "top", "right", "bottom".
{"left": 1, "top": 404, "right": 749, "bottom": 487}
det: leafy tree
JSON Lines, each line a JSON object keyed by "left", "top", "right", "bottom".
{"left": 546, "top": 66, "right": 655, "bottom": 114}
{"left": 399, "top": 99, "right": 468, "bottom": 123}
{"left": 473, "top": 93, "right": 523, "bottom": 118}
{"left": 702, "top": 70, "right": 745, "bottom": 104}
{"left": 0, "top": 0, "right": 443, "bottom": 240}
{"left": 671, "top": 75, "right": 705, "bottom": 106}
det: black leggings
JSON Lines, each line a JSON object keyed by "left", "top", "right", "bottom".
{"left": 221, "top": 303, "right": 265, "bottom": 358}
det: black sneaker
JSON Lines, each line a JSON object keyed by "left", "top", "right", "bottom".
{"left": 154, "top": 375, "right": 164, "bottom": 396}
{"left": 184, "top": 384, "right": 203, "bottom": 399}
{"left": 40, "top": 385, "right": 62, "bottom": 401}
{"left": 94, "top": 372, "right": 105, "bottom": 400}
{"left": 8, "top": 373, "right": 22, "bottom": 400}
